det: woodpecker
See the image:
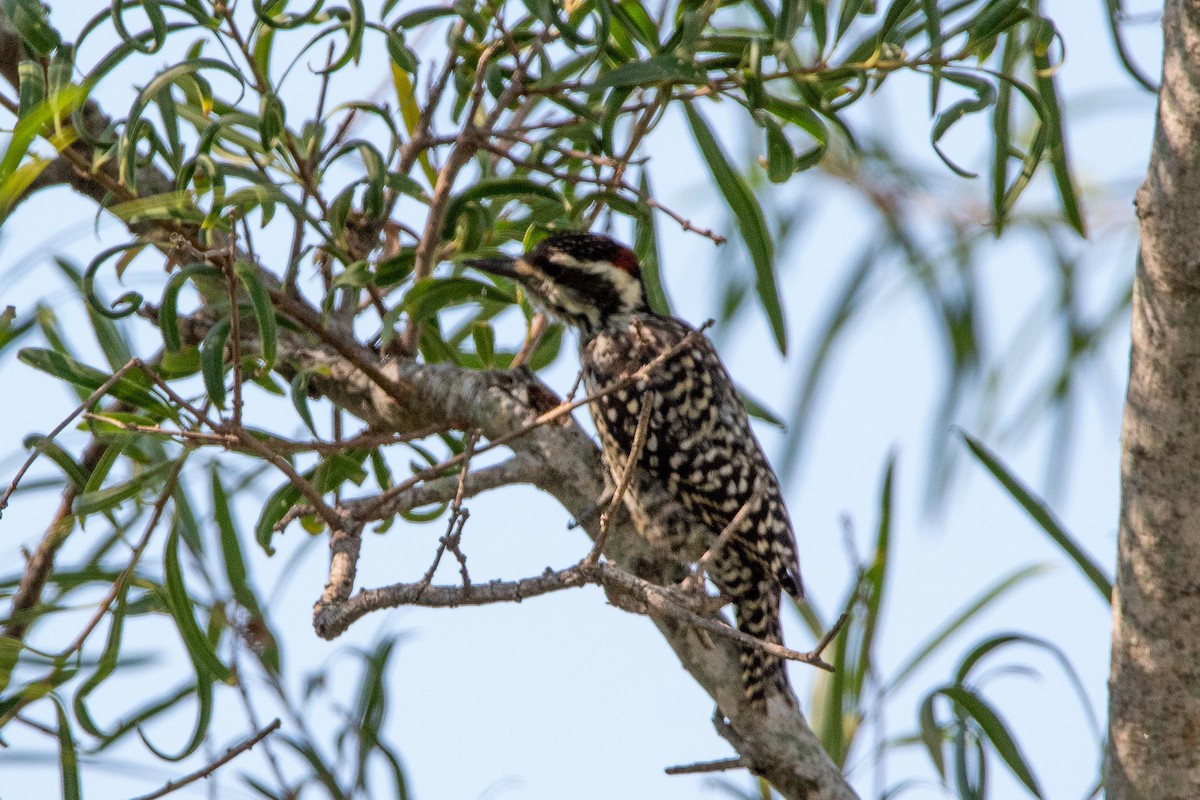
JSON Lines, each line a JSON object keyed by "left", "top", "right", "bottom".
{"left": 468, "top": 231, "right": 802, "bottom": 710}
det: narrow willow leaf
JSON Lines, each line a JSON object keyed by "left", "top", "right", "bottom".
{"left": 404, "top": 277, "right": 515, "bottom": 322}
{"left": 593, "top": 53, "right": 707, "bottom": 89}
{"left": 201, "top": 318, "right": 231, "bottom": 408}
{"left": 137, "top": 673, "right": 214, "bottom": 761}
{"left": 7, "top": 0, "right": 61, "bottom": 55}
{"left": 684, "top": 102, "right": 786, "bottom": 352}
{"left": 835, "top": 0, "right": 870, "bottom": 44}
{"left": 73, "top": 588, "right": 129, "bottom": 738}
{"left": 290, "top": 370, "right": 319, "bottom": 437}
{"left": 887, "top": 563, "right": 1050, "bottom": 691}
{"left": 930, "top": 71, "right": 997, "bottom": 178}
{"left": 634, "top": 171, "right": 670, "bottom": 315}
{"left": 163, "top": 523, "right": 232, "bottom": 683}
{"left": 1030, "top": 18, "right": 1085, "bottom": 235}
{"left": 258, "top": 90, "right": 286, "bottom": 150}
{"left": 854, "top": 454, "right": 895, "bottom": 700}
{"left": 990, "top": 34, "right": 1018, "bottom": 231}
{"left": 471, "top": 321, "right": 495, "bottom": 367}
{"left": 17, "top": 59, "right": 45, "bottom": 118}
{"left": 52, "top": 695, "right": 81, "bottom": 800}
{"left": 235, "top": 262, "right": 277, "bottom": 370}
{"left": 959, "top": 430, "right": 1112, "bottom": 602}
{"left": 72, "top": 460, "right": 175, "bottom": 516}
{"left": 255, "top": 478, "right": 302, "bottom": 554}
{"left": 18, "top": 348, "right": 170, "bottom": 417}
{"left": 0, "top": 636, "right": 21, "bottom": 694}
{"left": 22, "top": 434, "right": 87, "bottom": 489}
{"left": 211, "top": 468, "right": 261, "bottom": 615}
{"left": 810, "top": 0, "right": 828, "bottom": 53}
{"left": 762, "top": 114, "right": 794, "bottom": 183}
{"left": 937, "top": 685, "right": 1045, "bottom": 798}
{"left": 738, "top": 385, "right": 785, "bottom": 429}
{"left": 160, "top": 264, "right": 222, "bottom": 352}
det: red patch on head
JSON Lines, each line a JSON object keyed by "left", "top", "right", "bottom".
{"left": 611, "top": 246, "right": 641, "bottom": 276}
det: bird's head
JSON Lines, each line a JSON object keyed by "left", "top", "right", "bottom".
{"left": 467, "top": 231, "right": 649, "bottom": 335}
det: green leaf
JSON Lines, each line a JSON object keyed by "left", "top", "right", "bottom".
{"left": 0, "top": 636, "right": 21, "bottom": 694}
{"left": 72, "top": 460, "right": 176, "bottom": 516}
{"left": 930, "top": 71, "right": 997, "bottom": 179}
{"left": 201, "top": 318, "right": 231, "bottom": 408}
{"left": 738, "top": 385, "right": 785, "bottom": 429}
{"left": 290, "top": 370, "right": 319, "bottom": 437}
{"left": 160, "top": 264, "right": 222, "bottom": 352}
{"left": 959, "top": 431, "right": 1112, "bottom": 603}
{"left": 443, "top": 178, "right": 565, "bottom": 241}
{"left": 163, "top": 521, "right": 232, "bottom": 684}
{"left": 52, "top": 695, "right": 81, "bottom": 800}
{"left": 634, "top": 171, "right": 670, "bottom": 315}
{"left": 761, "top": 114, "right": 794, "bottom": 183}
{"left": 0, "top": 304, "right": 35, "bottom": 354}
{"left": 259, "top": 90, "right": 286, "bottom": 150}
{"left": 593, "top": 53, "right": 707, "bottom": 89}
{"left": 18, "top": 59, "right": 46, "bottom": 118}
{"left": 393, "top": 5, "right": 456, "bottom": 28}
{"left": 22, "top": 434, "right": 87, "bottom": 489}
{"left": 137, "top": 673, "right": 214, "bottom": 762}
{"left": 471, "top": 321, "right": 495, "bottom": 367}
{"left": 235, "top": 262, "right": 278, "bottom": 371}
{"left": 879, "top": 0, "right": 919, "bottom": 41}
{"left": 684, "top": 101, "right": 786, "bottom": 353}
{"left": 73, "top": 588, "right": 129, "bottom": 738}
{"left": 17, "top": 348, "right": 170, "bottom": 418}
{"left": 809, "top": 0, "right": 828, "bottom": 53}
{"left": 6, "top": 0, "right": 61, "bottom": 55}
{"left": 934, "top": 685, "right": 1045, "bottom": 798}
{"left": 854, "top": 453, "right": 895, "bottom": 699}
{"left": 255, "top": 477, "right": 302, "bottom": 555}
{"left": 835, "top": 0, "right": 871, "bottom": 44}
{"left": 1029, "top": 18, "right": 1084, "bottom": 235}
{"left": 888, "top": 563, "right": 1050, "bottom": 691}
{"left": 211, "top": 468, "right": 259, "bottom": 615}
{"left": 403, "top": 277, "right": 515, "bottom": 323}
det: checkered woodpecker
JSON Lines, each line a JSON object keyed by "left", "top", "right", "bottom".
{"left": 469, "top": 231, "right": 803, "bottom": 710}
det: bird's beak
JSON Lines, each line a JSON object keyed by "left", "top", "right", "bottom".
{"left": 466, "top": 255, "right": 521, "bottom": 280}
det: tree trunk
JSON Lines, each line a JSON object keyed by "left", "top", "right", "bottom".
{"left": 1109, "top": 2, "right": 1200, "bottom": 796}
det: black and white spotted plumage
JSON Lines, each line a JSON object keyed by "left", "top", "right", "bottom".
{"left": 468, "top": 232, "right": 803, "bottom": 710}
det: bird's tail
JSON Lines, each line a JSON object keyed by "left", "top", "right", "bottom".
{"left": 735, "top": 579, "right": 796, "bottom": 711}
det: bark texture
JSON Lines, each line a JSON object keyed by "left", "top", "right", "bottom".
{"left": 1110, "top": 3, "right": 1200, "bottom": 796}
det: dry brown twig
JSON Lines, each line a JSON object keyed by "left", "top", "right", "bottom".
{"left": 589, "top": 397, "right": 655, "bottom": 565}
{"left": 128, "top": 718, "right": 281, "bottom": 800}
{"left": 664, "top": 757, "right": 746, "bottom": 775}
{"left": 0, "top": 357, "right": 139, "bottom": 514}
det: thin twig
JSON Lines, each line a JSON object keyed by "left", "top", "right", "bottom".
{"left": 291, "top": 454, "right": 540, "bottom": 530}
{"left": 0, "top": 357, "right": 138, "bottom": 514}
{"left": 664, "top": 757, "right": 745, "bottom": 776}
{"left": 693, "top": 488, "right": 760, "bottom": 585}
{"left": 61, "top": 455, "right": 189, "bottom": 657}
{"left": 313, "top": 557, "right": 836, "bottom": 672}
{"left": 127, "top": 719, "right": 281, "bottom": 800}
{"left": 811, "top": 610, "right": 851, "bottom": 662}
{"left": 228, "top": 426, "right": 343, "bottom": 533}
{"left": 509, "top": 312, "right": 547, "bottom": 369}
{"left": 590, "top": 397, "right": 654, "bottom": 564}
{"left": 83, "top": 414, "right": 447, "bottom": 456}
{"left": 132, "top": 360, "right": 220, "bottom": 429}
{"left": 224, "top": 227, "right": 244, "bottom": 427}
